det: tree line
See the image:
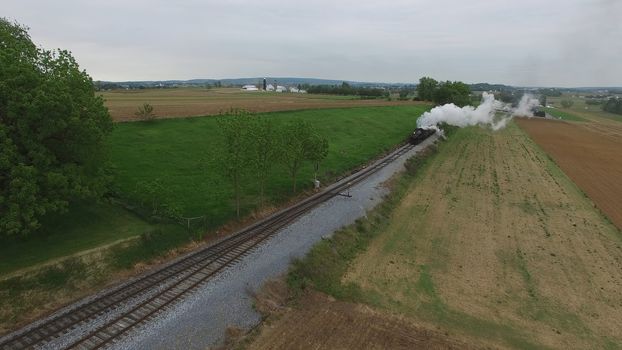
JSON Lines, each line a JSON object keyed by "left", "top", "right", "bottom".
{"left": 306, "top": 82, "right": 386, "bottom": 98}
{"left": 603, "top": 97, "right": 622, "bottom": 115}
{"left": 415, "top": 77, "right": 471, "bottom": 106}
{"left": 218, "top": 109, "right": 329, "bottom": 219}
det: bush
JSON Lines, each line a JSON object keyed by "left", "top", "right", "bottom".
{"left": 135, "top": 103, "right": 156, "bottom": 121}
{"left": 560, "top": 99, "right": 574, "bottom": 108}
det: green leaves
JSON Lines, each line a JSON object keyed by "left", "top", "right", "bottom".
{"left": 416, "top": 77, "right": 472, "bottom": 107}
{"left": 215, "top": 110, "right": 330, "bottom": 215}
{"left": 0, "top": 18, "right": 113, "bottom": 236}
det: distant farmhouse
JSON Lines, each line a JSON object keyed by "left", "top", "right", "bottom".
{"left": 241, "top": 84, "right": 259, "bottom": 91}
{"left": 242, "top": 80, "right": 306, "bottom": 93}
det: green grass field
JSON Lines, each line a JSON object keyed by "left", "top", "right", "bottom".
{"left": 109, "top": 105, "right": 429, "bottom": 225}
{"left": 0, "top": 105, "right": 428, "bottom": 277}
{"left": 543, "top": 107, "right": 588, "bottom": 122}
{"left": 0, "top": 202, "right": 160, "bottom": 276}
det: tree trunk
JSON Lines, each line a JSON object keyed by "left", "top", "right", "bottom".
{"left": 234, "top": 176, "right": 240, "bottom": 219}
{"left": 259, "top": 177, "right": 265, "bottom": 208}
{"left": 292, "top": 172, "right": 297, "bottom": 193}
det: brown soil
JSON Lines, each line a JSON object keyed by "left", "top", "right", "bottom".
{"left": 100, "top": 88, "right": 427, "bottom": 121}
{"left": 344, "top": 123, "right": 622, "bottom": 349}
{"left": 244, "top": 281, "right": 480, "bottom": 350}
{"left": 516, "top": 117, "right": 622, "bottom": 230}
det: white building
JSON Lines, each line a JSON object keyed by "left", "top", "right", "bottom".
{"left": 266, "top": 84, "right": 275, "bottom": 91}
{"left": 289, "top": 87, "right": 299, "bottom": 93}
{"left": 275, "top": 85, "right": 287, "bottom": 93}
{"left": 241, "top": 85, "right": 259, "bottom": 91}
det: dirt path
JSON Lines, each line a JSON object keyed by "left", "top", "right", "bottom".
{"left": 516, "top": 118, "right": 622, "bottom": 230}
{"left": 342, "top": 123, "right": 622, "bottom": 349}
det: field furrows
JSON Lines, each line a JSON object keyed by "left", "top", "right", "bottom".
{"left": 345, "top": 124, "right": 622, "bottom": 349}
{"left": 516, "top": 118, "right": 622, "bottom": 230}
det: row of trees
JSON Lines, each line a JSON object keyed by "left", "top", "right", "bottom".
{"left": 603, "top": 98, "right": 622, "bottom": 115}
{"left": 1, "top": 19, "right": 113, "bottom": 237}
{"left": 416, "top": 77, "right": 471, "bottom": 106}
{"left": 218, "top": 109, "right": 329, "bottom": 218}
{"left": 306, "top": 82, "right": 386, "bottom": 98}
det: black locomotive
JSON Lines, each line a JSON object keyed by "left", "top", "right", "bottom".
{"left": 408, "top": 128, "right": 436, "bottom": 145}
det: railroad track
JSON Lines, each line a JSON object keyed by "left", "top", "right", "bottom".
{"left": 0, "top": 141, "right": 421, "bottom": 350}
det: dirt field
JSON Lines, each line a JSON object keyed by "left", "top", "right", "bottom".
{"left": 516, "top": 118, "right": 622, "bottom": 230}
{"left": 337, "top": 123, "right": 622, "bottom": 349}
{"left": 245, "top": 282, "right": 475, "bottom": 350}
{"left": 100, "top": 88, "right": 426, "bottom": 121}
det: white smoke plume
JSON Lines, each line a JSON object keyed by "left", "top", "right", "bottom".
{"left": 417, "top": 93, "right": 541, "bottom": 132}
{"left": 512, "top": 94, "right": 541, "bottom": 117}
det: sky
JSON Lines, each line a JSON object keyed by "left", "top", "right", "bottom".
{"left": 3, "top": 0, "right": 621, "bottom": 87}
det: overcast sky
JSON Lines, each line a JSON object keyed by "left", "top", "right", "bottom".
{"left": 3, "top": 0, "right": 621, "bottom": 86}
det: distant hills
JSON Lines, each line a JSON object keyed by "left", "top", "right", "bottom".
{"left": 94, "top": 77, "right": 621, "bottom": 93}
{"left": 96, "top": 77, "right": 410, "bottom": 90}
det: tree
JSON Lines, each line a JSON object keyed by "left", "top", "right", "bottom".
{"left": 539, "top": 94, "right": 547, "bottom": 107}
{"left": 416, "top": 77, "right": 438, "bottom": 101}
{"left": 280, "top": 120, "right": 312, "bottom": 193}
{"left": 433, "top": 81, "right": 471, "bottom": 106}
{"left": 0, "top": 19, "right": 113, "bottom": 236}
{"left": 560, "top": 98, "right": 574, "bottom": 108}
{"left": 217, "top": 109, "right": 252, "bottom": 219}
{"left": 305, "top": 132, "right": 329, "bottom": 182}
{"left": 248, "top": 115, "right": 278, "bottom": 207}
{"left": 603, "top": 97, "right": 622, "bottom": 115}
{"left": 135, "top": 103, "right": 155, "bottom": 121}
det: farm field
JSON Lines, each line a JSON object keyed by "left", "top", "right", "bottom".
{"left": 109, "top": 105, "right": 428, "bottom": 224}
{"left": 542, "top": 107, "right": 588, "bottom": 122}
{"left": 516, "top": 118, "right": 622, "bottom": 230}
{"left": 250, "top": 123, "right": 622, "bottom": 349}
{"left": 100, "top": 88, "right": 425, "bottom": 121}
{"left": 546, "top": 94, "right": 622, "bottom": 123}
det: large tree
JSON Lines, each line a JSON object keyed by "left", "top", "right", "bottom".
{"left": 217, "top": 109, "right": 252, "bottom": 219}
{"left": 0, "top": 19, "right": 113, "bottom": 236}
{"left": 416, "top": 77, "right": 438, "bottom": 101}
{"left": 433, "top": 81, "right": 471, "bottom": 107}
{"left": 280, "top": 120, "right": 312, "bottom": 193}
{"left": 248, "top": 115, "right": 278, "bottom": 207}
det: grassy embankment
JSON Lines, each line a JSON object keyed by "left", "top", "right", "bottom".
{"left": 0, "top": 105, "right": 428, "bottom": 333}
{"left": 285, "top": 123, "right": 622, "bottom": 350}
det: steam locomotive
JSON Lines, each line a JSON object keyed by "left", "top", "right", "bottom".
{"left": 408, "top": 128, "right": 436, "bottom": 145}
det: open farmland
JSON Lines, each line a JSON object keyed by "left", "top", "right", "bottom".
{"left": 516, "top": 118, "right": 622, "bottom": 230}
{"left": 250, "top": 123, "right": 622, "bottom": 349}
{"left": 100, "top": 88, "right": 425, "bottom": 121}
{"left": 109, "top": 105, "right": 428, "bottom": 228}
{"left": 546, "top": 94, "right": 622, "bottom": 123}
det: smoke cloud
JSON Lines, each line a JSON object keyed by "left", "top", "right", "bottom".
{"left": 417, "top": 92, "right": 540, "bottom": 132}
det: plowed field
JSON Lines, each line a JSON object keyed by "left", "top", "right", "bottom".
{"left": 248, "top": 291, "right": 475, "bottom": 350}
{"left": 343, "top": 123, "right": 622, "bottom": 349}
{"left": 516, "top": 118, "right": 622, "bottom": 230}
{"left": 100, "top": 88, "right": 425, "bottom": 121}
